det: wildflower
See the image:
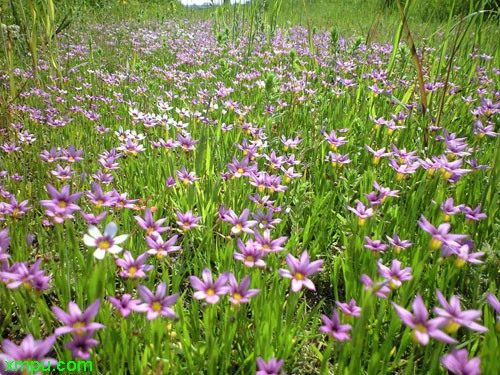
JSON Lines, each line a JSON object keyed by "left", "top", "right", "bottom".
{"left": 60, "top": 144, "right": 84, "bottom": 162}
{"left": 364, "top": 236, "right": 389, "bottom": 254}
{"left": 462, "top": 205, "right": 487, "bottom": 222}
{"left": 176, "top": 210, "right": 202, "bottom": 231}
{"left": 386, "top": 233, "right": 412, "bottom": 253}
{"left": 0, "top": 228, "right": 11, "bottom": 261}
{"left": 112, "top": 189, "right": 138, "bottom": 209}
{"left": 51, "top": 299, "right": 105, "bottom": 336}
{"left": 319, "top": 310, "right": 352, "bottom": 341}
{"left": 176, "top": 166, "right": 200, "bottom": 185}
{"left": 434, "top": 289, "right": 487, "bottom": 333}
{"left": 225, "top": 274, "right": 260, "bottom": 305}
{"left": 222, "top": 208, "right": 257, "bottom": 235}
{"left": 227, "top": 156, "right": 257, "bottom": 178}
{"left": 417, "top": 215, "right": 468, "bottom": 250}
{"left": 146, "top": 234, "right": 180, "bottom": 259}
{"left": 83, "top": 222, "right": 128, "bottom": 259}
{"left": 64, "top": 332, "right": 99, "bottom": 360}
{"left": 440, "top": 348, "right": 481, "bottom": 375}
{"left": 452, "top": 244, "right": 485, "bottom": 267}
{"left": 80, "top": 211, "right": 107, "bottom": 225}
{"left": 251, "top": 208, "right": 282, "bottom": 229}
{"left": 440, "top": 198, "right": 464, "bottom": 221}
{"left": 335, "top": 298, "right": 362, "bottom": 318}
{"left": 360, "top": 274, "right": 391, "bottom": 298}
{"left": 347, "top": 200, "right": 374, "bottom": 226}
{"left": 256, "top": 357, "right": 286, "bottom": 375}
{"left": 391, "top": 294, "right": 457, "bottom": 345}
{"left": 0, "top": 259, "right": 51, "bottom": 290}
{"left": 0, "top": 335, "right": 57, "bottom": 374}
{"left": 116, "top": 251, "right": 153, "bottom": 279}
{"left": 39, "top": 184, "right": 82, "bottom": 223}
{"left": 377, "top": 259, "right": 412, "bottom": 289}
{"left": 85, "top": 182, "right": 117, "bottom": 208}
{"left": 253, "top": 229, "right": 287, "bottom": 253}
{"left": 278, "top": 251, "right": 324, "bottom": 292}
{"left": 137, "top": 282, "right": 179, "bottom": 320}
{"left": 39, "top": 146, "right": 61, "bottom": 162}
{"left": 4, "top": 196, "right": 31, "bottom": 217}
{"left": 134, "top": 208, "right": 169, "bottom": 237}
{"left": 233, "top": 238, "right": 267, "bottom": 268}
{"left": 189, "top": 267, "right": 229, "bottom": 304}
{"left": 486, "top": 293, "right": 500, "bottom": 331}
{"left": 107, "top": 294, "right": 143, "bottom": 318}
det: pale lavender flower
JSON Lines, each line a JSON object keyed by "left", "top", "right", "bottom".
{"left": 107, "top": 294, "right": 143, "bottom": 318}
{"left": 319, "top": 310, "right": 352, "bottom": 341}
{"left": 51, "top": 299, "right": 105, "bottom": 336}
{"left": 189, "top": 267, "right": 229, "bottom": 304}
{"left": 391, "top": 294, "right": 457, "bottom": 345}
{"left": 278, "top": 251, "right": 324, "bottom": 292}
{"left": 440, "top": 348, "right": 481, "bottom": 375}
{"left": 225, "top": 274, "right": 260, "bottom": 305}
{"left": 434, "top": 289, "right": 487, "bottom": 333}
{"left": 0, "top": 335, "right": 57, "bottom": 374}
{"left": 137, "top": 282, "right": 179, "bottom": 320}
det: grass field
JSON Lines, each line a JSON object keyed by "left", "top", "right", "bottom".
{"left": 1, "top": 0, "right": 499, "bottom": 374}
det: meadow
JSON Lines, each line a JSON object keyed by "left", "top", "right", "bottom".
{"left": 0, "top": 0, "right": 499, "bottom": 374}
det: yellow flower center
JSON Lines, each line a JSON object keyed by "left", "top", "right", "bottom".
{"left": 73, "top": 321, "right": 86, "bottom": 335}
{"left": 128, "top": 267, "right": 137, "bottom": 277}
{"left": 58, "top": 201, "right": 67, "bottom": 208}
{"left": 245, "top": 256, "right": 254, "bottom": 262}
{"left": 430, "top": 238, "right": 442, "bottom": 250}
{"left": 445, "top": 320, "right": 461, "bottom": 333}
{"left": 294, "top": 273, "right": 305, "bottom": 280}
{"left": 98, "top": 240, "right": 111, "bottom": 249}
{"left": 237, "top": 168, "right": 244, "bottom": 174}
{"left": 233, "top": 293, "right": 242, "bottom": 300}
{"left": 415, "top": 323, "right": 427, "bottom": 333}
{"left": 152, "top": 302, "right": 162, "bottom": 311}
{"left": 206, "top": 289, "right": 215, "bottom": 296}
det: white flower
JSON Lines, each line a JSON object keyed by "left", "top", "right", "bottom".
{"left": 83, "top": 222, "right": 128, "bottom": 259}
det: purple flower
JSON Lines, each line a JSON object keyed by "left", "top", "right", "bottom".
{"left": 377, "top": 259, "right": 412, "bottom": 289}
{"left": 486, "top": 293, "right": 500, "bottom": 330}
{"left": 417, "top": 215, "right": 468, "bottom": 250}
{"left": 360, "top": 274, "right": 391, "bottom": 298}
{"left": 176, "top": 210, "right": 202, "bottom": 231}
{"left": 222, "top": 208, "right": 257, "bottom": 235}
{"left": 253, "top": 229, "right": 287, "bottom": 253}
{"left": 39, "top": 184, "right": 82, "bottom": 223}
{"left": 335, "top": 298, "right": 362, "bottom": 318}
{"left": 107, "top": 294, "right": 143, "bottom": 318}
{"left": 116, "top": 251, "right": 153, "bottom": 279}
{"left": 434, "top": 289, "right": 487, "bottom": 333}
{"left": 0, "top": 335, "right": 57, "bottom": 374}
{"left": 225, "top": 274, "right": 260, "bottom": 305}
{"left": 146, "top": 234, "right": 180, "bottom": 259}
{"left": 278, "top": 251, "right": 324, "bottom": 292}
{"left": 462, "top": 205, "right": 487, "bottom": 221}
{"left": 363, "top": 236, "right": 389, "bottom": 254}
{"left": 0, "top": 259, "right": 51, "bottom": 290}
{"left": 83, "top": 222, "right": 128, "bottom": 259}
{"left": 51, "top": 299, "right": 105, "bottom": 336}
{"left": 440, "top": 198, "right": 464, "bottom": 221}
{"left": 189, "top": 268, "right": 229, "bottom": 304}
{"left": 134, "top": 208, "right": 169, "bottom": 237}
{"left": 347, "top": 200, "right": 374, "bottom": 226}
{"left": 64, "top": 332, "right": 99, "bottom": 360}
{"left": 80, "top": 211, "right": 107, "bottom": 225}
{"left": 440, "top": 348, "right": 481, "bottom": 375}
{"left": 137, "top": 282, "right": 179, "bottom": 320}
{"left": 256, "top": 357, "right": 286, "bottom": 375}
{"left": 233, "top": 238, "right": 267, "bottom": 268}
{"left": 0, "top": 228, "right": 11, "bottom": 261}
{"left": 319, "top": 310, "right": 352, "bottom": 341}
{"left": 386, "top": 233, "right": 412, "bottom": 253}
{"left": 391, "top": 294, "right": 457, "bottom": 345}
